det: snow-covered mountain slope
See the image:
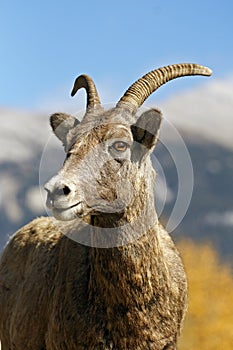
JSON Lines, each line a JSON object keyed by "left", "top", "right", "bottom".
{"left": 159, "top": 77, "right": 233, "bottom": 150}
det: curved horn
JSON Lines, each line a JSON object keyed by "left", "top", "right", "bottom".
{"left": 71, "top": 74, "right": 102, "bottom": 111}
{"left": 117, "top": 63, "right": 212, "bottom": 113}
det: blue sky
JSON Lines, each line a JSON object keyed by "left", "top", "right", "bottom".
{"left": 0, "top": 1, "right": 232, "bottom": 110}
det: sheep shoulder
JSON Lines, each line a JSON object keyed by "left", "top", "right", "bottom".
{"left": 0, "top": 217, "right": 63, "bottom": 287}
{"left": 0, "top": 217, "right": 65, "bottom": 349}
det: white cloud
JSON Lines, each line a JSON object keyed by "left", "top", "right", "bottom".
{"left": 0, "top": 108, "right": 56, "bottom": 162}
{"left": 157, "top": 77, "right": 233, "bottom": 150}
{"left": 205, "top": 211, "right": 233, "bottom": 227}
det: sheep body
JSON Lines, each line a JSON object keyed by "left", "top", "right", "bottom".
{"left": 0, "top": 216, "right": 187, "bottom": 350}
{"left": 0, "top": 63, "right": 212, "bottom": 349}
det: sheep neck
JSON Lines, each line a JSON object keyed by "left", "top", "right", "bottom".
{"left": 87, "top": 168, "right": 168, "bottom": 314}
{"left": 87, "top": 222, "right": 171, "bottom": 344}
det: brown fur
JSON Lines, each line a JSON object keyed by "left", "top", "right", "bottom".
{"left": 0, "top": 217, "right": 187, "bottom": 349}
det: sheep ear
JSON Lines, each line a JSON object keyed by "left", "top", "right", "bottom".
{"left": 50, "top": 113, "right": 79, "bottom": 145}
{"left": 131, "top": 109, "right": 162, "bottom": 159}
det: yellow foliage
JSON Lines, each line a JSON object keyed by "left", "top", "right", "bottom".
{"left": 177, "top": 240, "right": 233, "bottom": 350}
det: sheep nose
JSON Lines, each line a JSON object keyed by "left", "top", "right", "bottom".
{"left": 44, "top": 178, "right": 73, "bottom": 208}
{"left": 45, "top": 184, "right": 71, "bottom": 198}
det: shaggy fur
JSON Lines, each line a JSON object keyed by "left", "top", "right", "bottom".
{"left": 0, "top": 64, "right": 211, "bottom": 349}
{"left": 0, "top": 218, "right": 187, "bottom": 349}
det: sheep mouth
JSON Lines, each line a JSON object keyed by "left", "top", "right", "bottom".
{"left": 52, "top": 202, "right": 86, "bottom": 221}
{"left": 54, "top": 201, "right": 82, "bottom": 211}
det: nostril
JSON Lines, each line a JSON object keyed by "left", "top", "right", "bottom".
{"left": 63, "top": 185, "right": 71, "bottom": 196}
{"left": 45, "top": 183, "right": 71, "bottom": 198}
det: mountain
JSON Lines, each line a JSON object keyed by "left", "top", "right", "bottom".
{"left": 0, "top": 108, "right": 63, "bottom": 247}
{"left": 155, "top": 131, "right": 233, "bottom": 264}
{"left": 0, "top": 108, "right": 232, "bottom": 265}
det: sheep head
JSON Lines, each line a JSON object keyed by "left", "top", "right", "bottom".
{"left": 45, "top": 64, "right": 212, "bottom": 225}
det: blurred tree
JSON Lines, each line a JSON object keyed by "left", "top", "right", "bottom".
{"left": 177, "top": 240, "right": 233, "bottom": 349}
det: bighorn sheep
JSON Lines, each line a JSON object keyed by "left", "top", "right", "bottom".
{"left": 0, "top": 63, "right": 212, "bottom": 349}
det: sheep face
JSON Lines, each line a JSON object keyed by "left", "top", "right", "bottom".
{"left": 44, "top": 108, "right": 162, "bottom": 222}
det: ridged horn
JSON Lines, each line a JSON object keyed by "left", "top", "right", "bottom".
{"left": 117, "top": 63, "right": 212, "bottom": 113}
{"left": 71, "top": 74, "right": 102, "bottom": 111}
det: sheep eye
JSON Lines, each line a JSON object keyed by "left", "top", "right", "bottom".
{"left": 111, "top": 141, "right": 128, "bottom": 152}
